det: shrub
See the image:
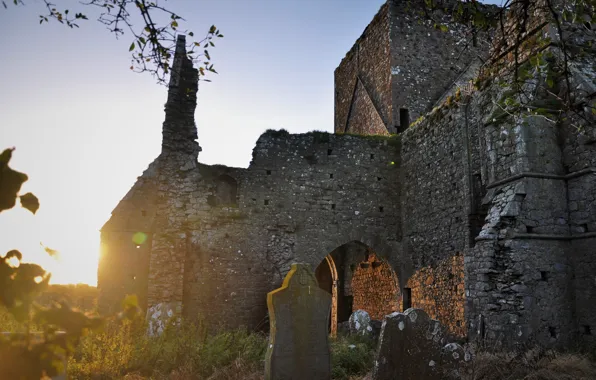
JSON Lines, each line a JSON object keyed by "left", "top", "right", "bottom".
{"left": 68, "top": 318, "right": 268, "bottom": 379}
{"left": 330, "top": 333, "right": 376, "bottom": 380}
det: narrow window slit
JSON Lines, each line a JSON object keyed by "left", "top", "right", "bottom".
{"left": 403, "top": 288, "right": 412, "bottom": 310}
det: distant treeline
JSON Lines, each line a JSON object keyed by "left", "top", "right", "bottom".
{"left": 36, "top": 284, "right": 98, "bottom": 313}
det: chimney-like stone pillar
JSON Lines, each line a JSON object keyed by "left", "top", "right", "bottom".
{"left": 161, "top": 35, "right": 201, "bottom": 158}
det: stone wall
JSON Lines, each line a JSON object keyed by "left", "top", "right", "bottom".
{"left": 334, "top": 0, "right": 493, "bottom": 135}
{"left": 462, "top": 53, "right": 596, "bottom": 347}
{"left": 351, "top": 252, "right": 400, "bottom": 321}
{"left": 100, "top": 129, "right": 404, "bottom": 329}
{"left": 406, "top": 254, "right": 466, "bottom": 337}
{"left": 334, "top": 3, "right": 390, "bottom": 135}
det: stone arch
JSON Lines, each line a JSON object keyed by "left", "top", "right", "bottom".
{"left": 314, "top": 240, "right": 401, "bottom": 333}
{"left": 315, "top": 255, "right": 339, "bottom": 336}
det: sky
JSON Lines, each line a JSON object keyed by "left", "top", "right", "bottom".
{"left": 0, "top": 0, "right": 500, "bottom": 286}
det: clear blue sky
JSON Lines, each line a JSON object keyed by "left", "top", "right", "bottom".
{"left": 0, "top": 0, "right": 500, "bottom": 285}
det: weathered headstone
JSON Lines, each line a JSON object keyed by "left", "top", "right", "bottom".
{"left": 265, "top": 263, "right": 332, "bottom": 380}
{"left": 372, "top": 309, "right": 469, "bottom": 380}
{"left": 349, "top": 309, "right": 373, "bottom": 336}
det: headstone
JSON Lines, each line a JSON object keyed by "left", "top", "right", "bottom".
{"left": 146, "top": 301, "right": 181, "bottom": 336}
{"left": 372, "top": 309, "right": 469, "bottom": 380}
{"left": 349, "top": 309, "right": 373, "bottom": 336}
{"left": 265, "top": 263, "right": 332, "bottom": 380}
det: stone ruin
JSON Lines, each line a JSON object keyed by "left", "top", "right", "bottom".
{"left": 98, "top": 0, "right": 596, "bottom": 351}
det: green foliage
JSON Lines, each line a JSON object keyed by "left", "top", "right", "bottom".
{"left": 0, "top": 148, "right": 38, "bottom": 214}
{"left": 3, "top": 1, "right": 223, "bottom": 84}
{"left": 330, "top": 333, "right": 376, "bottom": 380}
{"left": 68, "top": 318, "right": 268, "bottom": 379}
{"left": 310, "top": 130, "right": 331, "bottom": 144}
{"left": 0, "top": 147, "right": 135, "bottom": 379}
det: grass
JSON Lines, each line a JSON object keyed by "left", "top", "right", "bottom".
{"left": 463, "top": 347, "right": 596, "bottom": 380}
{"left": 3, "top": 289, "right": 595, "bottom": 380}
{"left": 66, "top": 319, "right": 377, "bottom": 380}
{"left": 68, "top": 318, "right": 268, "bottom": 379}
{"left": 330, "top": 333, "right": 376, "bottom": 380}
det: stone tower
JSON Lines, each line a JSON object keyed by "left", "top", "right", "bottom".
{"left": 98, "top": 34, "right": 201, "bottom": 315}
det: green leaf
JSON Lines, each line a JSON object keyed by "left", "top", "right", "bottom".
{"left": 129, "top": 42, "right": 135, "bottom": 52}
{"left": 20, "top": 192, "right": 39, "bottom": 214}
{"left": 209, "top": 25, "right": 216, "bottom": 34}
{"left": 0, "top": 149, "right": 29, "bottom": 213}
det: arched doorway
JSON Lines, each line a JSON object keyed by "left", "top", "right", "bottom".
{"left": 315, "top": 255, "right": 338, "bottom": 336}
{"left": 315, "top": 241, "right": 400, "bottom": 336}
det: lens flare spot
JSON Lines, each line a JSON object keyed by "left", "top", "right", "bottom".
{"left": 132, "top": 232, "right": 148, "bottom": 245}
{"left": 7, "top": 256, "right": 20, "bottom": 268}
{"left": 34, "top": 276, "right": 44, "bottom": 284}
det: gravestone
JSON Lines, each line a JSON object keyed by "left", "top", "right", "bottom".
{"left": 349, "top": 309, "right": 373, "bottom": 336}
{"left": 265, "top": 263, "right": 332, "bottom": 380}
{"left": 372, "top": 309, "right": 469, "bottom": 380}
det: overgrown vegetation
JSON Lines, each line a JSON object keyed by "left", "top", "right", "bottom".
{"left": 464, "top": 347, "right": 596, "bottom": 380}
{"left": 330, "top": 333, "right": 376, "bottom": 380}
{"left": 62, "top": 316, "right": 376, "bottom": 380}
{"left": 419, "top": 0, "right": 596, "bottom": 130}
{"left": 68, "top": 318, "right": 268, "bottom": 379}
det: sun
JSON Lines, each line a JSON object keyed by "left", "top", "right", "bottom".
{"left": 0, "top": 206, "right": 100, "bottom": 286}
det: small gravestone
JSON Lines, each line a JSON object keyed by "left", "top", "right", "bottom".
{"left": 349, "top": 309, "right": 372, "bottom": 336}
{"left": 265, "top": 263, "right": 332, "bottom": 380}
{"left": 372, "top": 309, "right": 469, "bottom": 380}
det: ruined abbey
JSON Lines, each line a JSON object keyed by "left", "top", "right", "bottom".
{"left": 98, "top": 0, "right": 596, "bottom": 349}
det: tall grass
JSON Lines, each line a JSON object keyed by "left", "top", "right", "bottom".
{"left": 464, "top": 347, "right": 596, "bottom": 380}
{"left": 67, "top": 319, "right": 378, "bottom": 380}
{"left": 68, "top": 318, "right": 267, "bottom": 379}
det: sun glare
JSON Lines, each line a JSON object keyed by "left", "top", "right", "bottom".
{"left": 0, "top": 205, "right": 100, "bottom": 286}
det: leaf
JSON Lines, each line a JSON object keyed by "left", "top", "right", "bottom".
{"left": 129, "top": 42, "right": 135, "bottom": 51}
{"left": 209, "top": 25, "right": 216, "bottom": 34}
{"left": 204, "top": 50, "right": 210, "bottom": 60}
{"left": 40, "top": 243, "right": 60, "bottom": 259}
{"left": 20, "top": 192, "right": 39, "bottom": 214}
{"left": 0, "top": 147, "right": 13, "bottom": 165}
{"left": 0, "top": 149, "right": 29, "bottom": 213}
{"left": 188, "top": 31, "right": 194, "bottom": 37}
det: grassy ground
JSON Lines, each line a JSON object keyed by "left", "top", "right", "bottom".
{"left": 65, "top": 318, "right": 375, "bottom": 380}
{"left": 68, "top": 319, "right": 266, "bottom": 379}
{"left": 2, "top": 287, "right": 595, "bottom": 379}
